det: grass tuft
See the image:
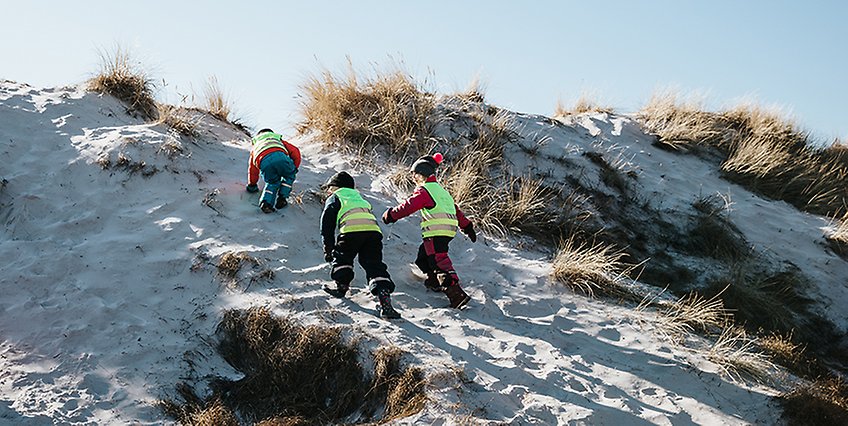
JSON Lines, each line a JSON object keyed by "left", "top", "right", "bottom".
{"left": 297, "top": 62, "right": 437, "bottom": 158}
{"left": 648, "top": 292, "right": 730, "bottom": 342}
{"left": 780, "top": 377, "right": 848, "bottom": 426}
{"left": 550, "top": 236, "right": 636, "bottom": 299}
{"left": 554, "top": 94, "right": 614, "bottom": 116}
{"left": 88, "top": 46, "right": 158, "bottom": 120}
{"left": 707, "top": 326, "right": 775, "bottom": 383}
{"left": 158, "top": 104, "right": 201, "bottom": 137}
{"left": 203, "top": 75, "right": 233, "bottom": 122}
{"left": 163, "top": 307, "right": 427, "bottom": 424}
{"left": 685, "top": 193, "right": 750, "bottom": 261}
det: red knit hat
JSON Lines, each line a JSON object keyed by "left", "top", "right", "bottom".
{"left": 410, "top": 153, "right": 444, "bottom": 176}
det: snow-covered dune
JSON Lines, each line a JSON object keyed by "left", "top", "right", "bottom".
{"left": 3, "top": 80, "right": 841, "bottom": 424}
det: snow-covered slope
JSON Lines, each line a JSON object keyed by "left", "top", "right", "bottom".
{"left": 2, "top": 80, "right": 837, "bottom": 424}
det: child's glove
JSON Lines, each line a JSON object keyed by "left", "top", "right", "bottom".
{"left": 323, "top": 245, "right": 334, "bottom": 262}
{"left": 246, "top": 183, "right": 259, "bottom": 193}
{"left": 381, "top": 209, "right": 396, "bottom": 224}
{"left": 462, "top": 224, "right": 477, "bottom": 243}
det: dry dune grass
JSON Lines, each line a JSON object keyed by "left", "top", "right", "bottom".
{"left": 647, "top": 292, "right": 731, "bottom": 343}
{"left": 685, "top": 193, "right": 750, "bottom": 261}
{"left": 157, "top": 104, "right": 201, "bottom": 137}
{"left": 550, "top": 236, "right": 638, "bottom": 299}
{"left": 705, "top": 266, "right": 812, "bottom": 338}
{"left": 638, "top": 90, "right": 848, "bottom": 216}
{"left": 554, "top": 94, "right": 614, "bottom": 117}
{"left": 707, "top": 326, "right": 776, "bottom": 383}
{"left": 297, "top": 62, "right": 437, "bottom": 158}
{"left": 163, "top": 307, "right": 426, "bottom": 425}
{"left": 825, "top": 211, "right": 848, "bottom": 256}
{"left": 780, "top": 377, "right": 848, "bottom": 426}
{"left": 88, "top": 47, "right": 158, "bottom": 121}
{"left": 203, "top": 76, "right": 232, "bottom": 122}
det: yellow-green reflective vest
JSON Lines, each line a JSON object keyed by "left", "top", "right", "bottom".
{"left": 420, "top": 182, "right": 458, "bottom": 238}
{"left": 251, "top": 132, "right": 289, "bottom": 156}
{"left": 335, "top": 188, "right": 382, "bottom": 234}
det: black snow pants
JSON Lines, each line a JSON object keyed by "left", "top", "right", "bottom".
{"left": 330, "top": 231, "right": 394, "bottom": 295}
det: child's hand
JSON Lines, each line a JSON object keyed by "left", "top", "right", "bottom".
{"left": 246, "top": 183, "right": 259, "bottom": 193}
{"left": 382, "top": 209, "right": 396, "bottom": 224}
{"left": 323, "top": 245, "right": 334, "bottom": 262}
{"left": 462, "top": 225, "right": 477, "bottom": 243}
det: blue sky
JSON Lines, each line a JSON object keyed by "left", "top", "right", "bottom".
{"left": 2, "top": 1, "right": 845, "bottom": 141}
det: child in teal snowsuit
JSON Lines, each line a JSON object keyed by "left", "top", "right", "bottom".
{"left": 245, "top": 128, "right": 301, "bottom": 213}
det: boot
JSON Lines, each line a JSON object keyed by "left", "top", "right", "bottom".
{"left": 260, "top": 200, "right": 275, "bottom": 213}
{"left": 322, "top": 282, "right": 349, "bottom": 298}
{"left": 377, "top": 291, "right": 401, "bottom": 319}
{"left": 444, "top": 285, "right": 471, "bottom": 309}
{"left": 424, "top": 273, "right": 444, "bottom": 292}
{"left": 275, "top": 196, "right": 288, "bottom": 209}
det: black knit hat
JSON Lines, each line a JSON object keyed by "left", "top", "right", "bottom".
{"left": 256, "top": 128, "right": 274, "bottom": 135}
{"left": 323, "top": 171, "right": 355, "bottom": 189}
{"left": 410, "top": 153, "right": 444, "bottom": 177}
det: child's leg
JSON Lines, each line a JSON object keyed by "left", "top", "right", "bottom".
{"left": 276, "top": 155, "right": 297, "bottom": 201}
{"left": 357, "top": 232, "right": 394, "bottom": 296}
{"left": 258, "top": 153, "right": 283, "bottom": 208}
{"left": 423, "top": 237, "right": 460, "bottom": 287}
{"left": 329, "top": 233, "right": 358, "bottom": 289}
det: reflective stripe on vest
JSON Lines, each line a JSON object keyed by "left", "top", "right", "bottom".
{"left": 335, "top": 188, "right": 381, "bottom": 234}
{"left": 420, "top": 182, "right": 458, "bottom": 238}
{"left": 251, "top": 132, "right": 290, "bottom": 157}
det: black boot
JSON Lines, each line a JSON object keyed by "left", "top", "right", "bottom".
{"left": 444, "top": 285, "right": 471, "bottom": 309}
{"left": 424, "top": 273, "right": 444, "bottom": 292}
{"left": 323, "top": 283, "right": 349, "bottom": 298}
{"left": 260, "top": 200, "right": 275, "bottom": 213}
{"left": 377, "top": 291, "right": 401, "bottom": 319}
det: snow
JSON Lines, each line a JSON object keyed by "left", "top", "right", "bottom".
{"left": 3, "top": 80, "right": 843, "bottom": 424}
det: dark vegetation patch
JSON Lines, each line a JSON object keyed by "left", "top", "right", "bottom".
{"left": 161, "top": 307, "right": 426, "bottom": 425}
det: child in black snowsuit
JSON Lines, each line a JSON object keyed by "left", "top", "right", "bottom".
{"left": 320, "top": 171, "right": 400, "bottom": 319}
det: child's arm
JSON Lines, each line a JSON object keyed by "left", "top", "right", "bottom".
{"left": 320, "top": 194, "right": 341, "bottom": 249}
{"left": 247, "top": 150, "right": 260, "bottom": 186}
{"left": 383, "top": 186, "right": 435, "bottom": 223}
{"left": 456, "top": 205, "right": 478, "bottom": 242}
{"left": 283, "top": 140, "right": 302, "bottom": 169}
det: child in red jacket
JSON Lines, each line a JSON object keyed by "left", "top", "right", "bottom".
{"left": 245, "top": 128, "right": 301, "bottom": 213}
{"left": 382, "top": 153, "right": 477, "bottom": 309}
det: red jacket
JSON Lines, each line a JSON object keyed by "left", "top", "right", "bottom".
{"left": 388, "top": 176, "right": 472, "bottom": 229}
{"left": 247, "top": 140, "right": 301, "bottom": 186}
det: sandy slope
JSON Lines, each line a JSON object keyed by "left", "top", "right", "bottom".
{"left": 0, "top": 81, "right": 821, "bottom": 424}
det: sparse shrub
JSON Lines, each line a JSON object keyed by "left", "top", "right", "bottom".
{"left": 550, "top": 236, "right": 636, "bottom": 299}
{"left": 163, "top": 307, "right": 427, "bottom": 424}
{"left": 707, "top": 326, "right": 775, "bottom": 383}
{"left": 780, "top": 377, "right": 848, "bottom": 426}
{"left": 158, "top": 104, "right": 201, "bottom": 137}
{"left": 297, "top": 62, "right": 437, "bottom": 158}
{"left": 88, "top": 46, "right": 158, "bottom": 120}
